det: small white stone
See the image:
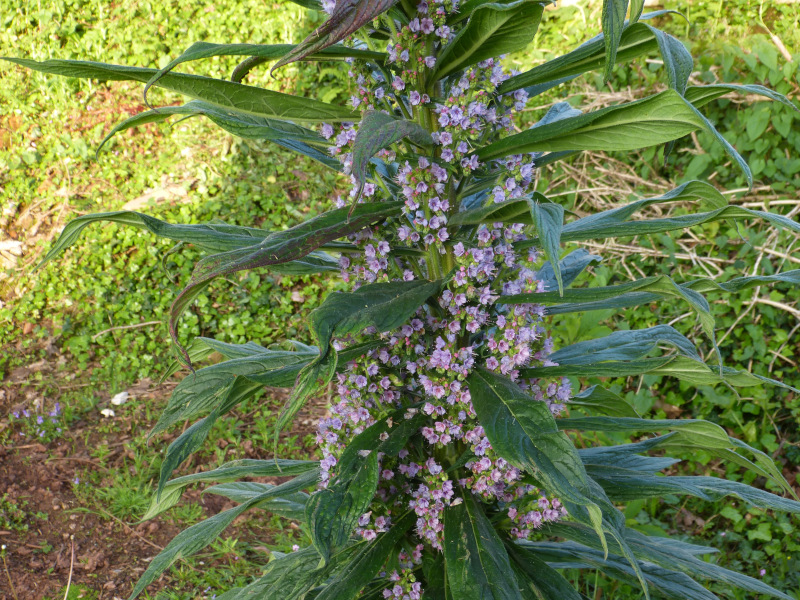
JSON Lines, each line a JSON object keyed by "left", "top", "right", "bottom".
{"left": 110, "top": 391, "right": 129, "bottom": 406}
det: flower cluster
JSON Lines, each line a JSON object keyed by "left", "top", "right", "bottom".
{"left": 314, "top": 0, "right": 574, "bottom": 595}
{"left": 10, "top": 402, "right": 64, "bottom": 440}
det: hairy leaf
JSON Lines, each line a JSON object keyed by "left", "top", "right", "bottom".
{"left": 4, "top": 57, "right": 359, "bottom": 123}
{"left": 601, "top": 0, "right": 629, "bottom": 80}
{"left": 529, "top": 201, "right": 565, "bottom": 295}
{"left": 205, "top": 482, "right": 309, "bottom": 521}
{"left": 569, "top": 385, "right": 639, "bottom": 418}
{"left": 475, "top": 90, "right": 705, "bottom": 161}
{"left": 433, "top": 0, "right": 545, "bottom": 80}
{"left": 443, "top": 494, "right": 521, "bottom": 600}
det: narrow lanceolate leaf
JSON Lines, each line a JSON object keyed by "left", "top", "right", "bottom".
{"left": 522, "top": 541, "right": 717, "bottom": 600}
{"left": 475, "top": 90, "right": 705, "bottom": 161}
{"left": 144, "top": 42, "right": 385, "bottom": 97}
{"left": 544, "top": 523, "right": 796, "bottom": 600}
{"left": 588, "top": 468, "right": 800, "bottom": 515}
{"left": 315, "top": 512, "right": 416, "bottom": 600}
{"left": 98, "top": 101, "right": 328, "bottom": 154}
{"left": 3, "top": 57, "right": 359, "bottom": 123}
{"left": 306, "top": 451, "right": 379, "bottom": 563}
{"left": 130, "top": 470, "right": 319, "bottom": 599}
{"left": 467, "top": 368, "right": 608, "bottom": 554}
{"left": 433, "top": 0, "right": 545, "bottom": 80}
{"left": 557, "top": 417, "right": 732, "bottom": 449}
{"left": 142, "top": 459, "right": 318, "bottom": 520}
{"left": 272, "top": 0, "right": 399, "bottom": 72}
{"left": 684, "top": 83, "right": 800, "bottom": 112}
{"left": 643, "top": 25, "right": 692, "bottom": 95}
{"left": 169, "top": 202, "right": 403, "bottom": 364}
{"left": 352, "top": 111, "right": 433, "bottom": 200}
{"left": 498, "top": 23, "right": 659, "bottom": 95}
{"left": 529, "top": 201, "right": 564, "bottom": 295}
{"left": 601, "top": 0, "right": 629, "bottom": 80}
{"left": 443, "top": 494, "right": 521, "bottom": 600}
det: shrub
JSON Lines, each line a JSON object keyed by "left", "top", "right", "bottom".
{"left": 5, "top": 0, "right": 800, "bottom": 598}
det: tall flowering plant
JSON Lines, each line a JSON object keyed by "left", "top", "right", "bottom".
{"left": 7, "top": 0, "right": 800, "bottom": 598}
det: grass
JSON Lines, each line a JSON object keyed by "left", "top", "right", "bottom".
{"left": 1, "top": 0, "right": 799, "bottom": 597}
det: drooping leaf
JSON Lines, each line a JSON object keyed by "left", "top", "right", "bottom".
{"left": 433, "top": 0, "right": 545, "bottom": 80}
{"left": 601, "top": 0, "right": 629, "bottom": 80}
{"left": 475, "top": 90, "right": 705, "bottom": 161}
{"left": 684, "top": 83, "right": 800, "bottom": 112}
{"left": 521, "top": 541, "right": 718, "bottom": 600}
{"left": 352, "top": 111, "right": 433, "bottom": 200}
{"left": 535, "top": 248, "right": 602, "bottom": 292}
{"left": 272, "top": 0, "right": 399, "bottom": 72}
{"left": 529, "top": 201, "right": 565, "bottom": 295}
{"left": 443, "top": 494, "right": 521, "bottom": 600}
{"left": 3, "top": 57, "right": 359, "bottom": 123}
{"left": 643, "top": 25, "right": 692, "bottom": 95}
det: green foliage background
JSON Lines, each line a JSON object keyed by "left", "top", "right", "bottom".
{"left": 1, "top": 0, "right": 798, "bottom": 596}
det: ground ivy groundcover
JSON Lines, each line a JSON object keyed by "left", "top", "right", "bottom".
{"left": 5, "top": 0, "right": 800, "bottom": 598}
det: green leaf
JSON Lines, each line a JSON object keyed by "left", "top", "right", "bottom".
{"left": 144, "top": 42, "right": 385, "bottom": 97}
{"left": 557, "top": 417, "right": 732, "bottom": 449}
{"left": 544, "top": 523, "right": 795, "bottom": 600}
{"left": 214, "top": 546, "right": 330, "bottom": 600}
{"left": 315, "top": 512, "right": 416, "bottom": 600}
{"left": 272, "top": 0, "right": 399, "bottom": 72}
{"left": 433, "top": 0, "right": 545, "bottom": 80}
{"left": 475, "top": 90, "right": 705, "bottom": 161}
{"left": 443, "top": 494, "right": 521, "bottom": 600}
{"left": 588, "top": 467, "right": 800, "bottom": 515}
{"left": 352, "top": 111, "right": 433, "bottom": 199}
{"left": 521, "top": 541, "right": 718, "bottom": 600}
{"left": 310, "top": 278, "right": 443, "bottom": 364}
{"left": 601, "top": 0, "right": 629, "bottom": 80}
{"left": 643, "top": 26, "right": 692, "bottom": 95}
{"left": 152, "top": 347, "right": 316, "bottom": 438}
{"left": 130, "top": 469, "right": 319, "bottom": 599}
{"left": 169, "top": 202, "right": 403, "bottom": 364}
{"left": 529, "top": 201, "right": 565, "bottom": 295}
{"left": 306, "top": 451, "right": 380, "bottom": 563}
{"left": 548, "top": 325, "right": 703, "bottom": 365}
{"left": 142, "top": 459, "right": 318, "bottom": 521}
{"left": 467, "top": 368, "right": 608, "bottom": 554}
{"left": 506, "top": 541, "right": 590, "bottom": 600}
{"left": 498, "top": 23, "right": 659, "bottom": 95}
{"left": 684, "top": 83, "right": 800, "bottom": 112}
{"left": 569, "top": 385, "right": 640, "bottom": 418}
{"left": 37, "top": 210, "right": 338, "bottom": 269}
{"left": 204, "top": 482, "right": 309, "bottom": 521}
{"left": 536, "top": 248, "right": 602, "bottom": 292}
{"left": 3, "top": 57, "right": 359, "bottom": 123}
